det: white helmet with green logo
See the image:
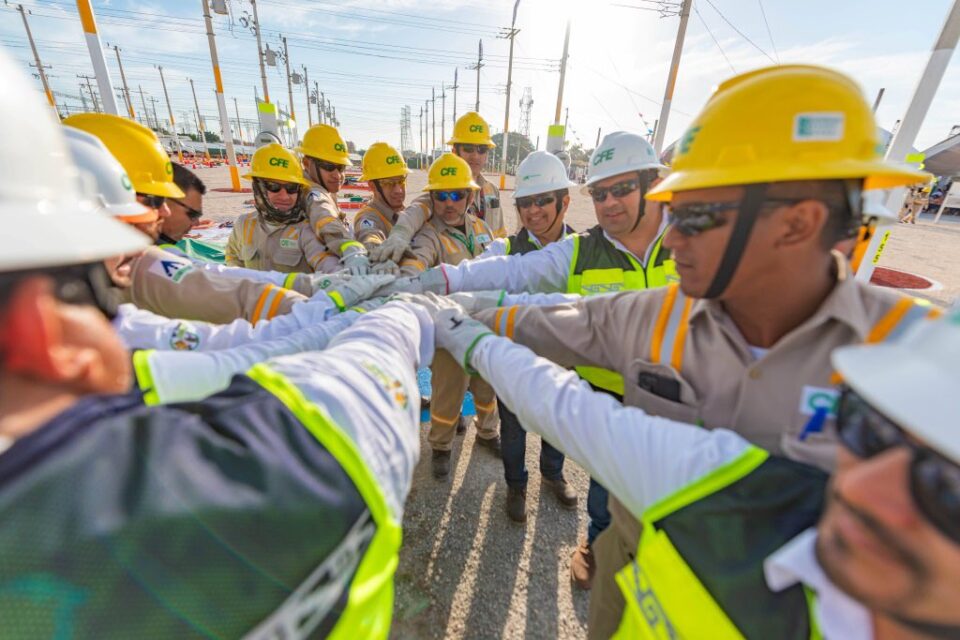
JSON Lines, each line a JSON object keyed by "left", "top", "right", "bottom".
{"left": 583, "top": 131, "right": 665, "bottom": 190}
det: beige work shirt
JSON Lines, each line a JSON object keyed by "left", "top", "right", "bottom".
{"left": 399, "top": 203, "right": 495, "bottom": 273}
{"left": 472, "top": 173, "right": 507, "bottom": 238}
{"left": 353, "top": 198, "right": 398, "bottom": 252}
{"left": 122, "top": 246, "right": 307, "bottom": 326}
{"left": 225, "top": 212, "right": 339, "bottom": 273}
{"left": 304, "top": 180, "right": 363, "bottom": 257}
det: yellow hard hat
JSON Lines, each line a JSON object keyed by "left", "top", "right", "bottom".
{"left": 295, "top": 123, "right": 352, "bottom": 165}
{"left": 361, "top": 142, "right": 409, "bottom": 182}
{"left": 424, "top": 153, "right": 479, "bottom": 191}
{"left": 646, "top": 65, "right": 929, "bottom": 202}
{"left": 63, "top": 113, "right": 185, "bottom": 199}
{"left": 448, "top": 111, "right": 494, "bottom": 146}
{"left": 242, "top": 143, "right": 310, "bottom": 186}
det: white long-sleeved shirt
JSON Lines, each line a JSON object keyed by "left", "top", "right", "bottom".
{"left": 115, "top": 293, "right": 341, "bottom": 352}
{"left": 469, "top": 333, "right": 865, "bottom": 638}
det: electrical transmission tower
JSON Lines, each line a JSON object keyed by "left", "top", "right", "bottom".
{"left": 519, "top": 87, "right": 533, "bottom": 139}
{"left": 400, "top": 105, "right": 413, "bottom": 154}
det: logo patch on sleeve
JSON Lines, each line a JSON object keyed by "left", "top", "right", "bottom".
{"left": 149, "top": 258, "right": 194, "bottom": 283}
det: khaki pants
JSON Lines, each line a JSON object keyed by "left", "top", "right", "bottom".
{"left": 588, "top": 496, "right": 640, "bottom": 639}
{"left": 429, "top": 349, "right": 499, "bottom": 451}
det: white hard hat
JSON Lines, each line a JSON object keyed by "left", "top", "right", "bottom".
{"left": 0, "top": 47, "right": 147, "bottom": 273}
{"left": 583, "top": 131, "right": 666, "bottom": 191}
{"left": 63, "top": 126, "right": 154, "bottom": 222}
{"left": 514, "top": 151, "right": 577, "bottom": 199}
{"left": 832, "top": 303, "right": 958, "bottom": 464}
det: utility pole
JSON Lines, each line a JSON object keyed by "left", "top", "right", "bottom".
{"left": 77, "top": 74, "right": 100, "bottom": 112}
{"left": 156, "top": 66, "right": 183, "bottom": 162}
{"left": 201, "top": 0, "right": 241, "bottom": 189}
{"left": 418, "top": 106, "right": 424, "bottom": 169}
{"left": 189, "top": 77, "right": 211, "bottom": 160}
{"left": 872, "top": 88, "right": 886, "bottom": 113}
{"left": 431, "top": 87, "right": 437, "bottom": 155}
{"left": 250, "top": 0, "right": 269, "bottom": 103}
{"left": 148, "top": 97, "right": 161, "bottom": 132}
{"left": 440, "top": 83, "right": 447, "bottom": 147}
{"left": 78, "top": 83, "right": 90, "bottom": 111}
{"left": 303, "top": 66, "right": 312, "bottom": 127}
{"left": 499, "top": 0, "right": 521, "bottom": 189}
{"left": 653, "top": 0, "right": 692, "bottom": 155}
{"left": 110, "top": 45, "right": 135, "bottom": 119}
{"left": 856, "top": 0, "right": 960, "bottom": 281}
{"left": 17, "top": 4, "right": 57, "bottom": 117}
{"left": 232, "top": 96, "right": 244, "bottom": 146}
{"left": 467, "top": 40, "right": 484, "bottom": 111}
{"left": 282, "top": 36, "right": 295, "bottom": 123}
{"left": 425, "top": 99, "right": 430, "bottom": 163}
{"left": 315, "top": 83, "right": 322, "bottom": 124}
{"left": 595, "top": 127, "right": 602, "bottom": 147}
{"left": 75, "top": 0, "right": 119, "bottom": 114}
{"left": 138, "top": 84, "right": 150, "bottom": 127}
{"left": 452, "top": 67, "right": 460, "bottom": 125}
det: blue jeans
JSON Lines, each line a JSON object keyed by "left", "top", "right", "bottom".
{"left": 587, "top": 479, "right": 610, "bottom": 544}
{"left": 499, "top": 402, "right": 565, "bottom": 488}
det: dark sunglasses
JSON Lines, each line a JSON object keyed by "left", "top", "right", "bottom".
{"left": 669, "top": 197, "right": 805, "bottom": 237}
{"left": 170, "top": 199, "right": 203, "bottom": 221}
{"left": 0, "top": 262, "right": 119, "bottom": 320}
{"left": 516, "top": 194, "right": 556, "bottom": 210}
{"left": 137, "top": 193, "right": 166, "bottom": 209}
{"left": 837, "top": 387, "right": 960, "bottom": 544}
{"left": 588, "top": 179, "right": 640, "bottom": 203}
{"left": 433, "top": 190, "right": 468, "bottom": 203}
{"left": 458, "top": 144, "right": 489, "bottom": 155}
{"left": 261, "top": 181, "right": 301, "bottom": 195}
{"left": 316, "top": 159, "right": 346, "bottom": 173}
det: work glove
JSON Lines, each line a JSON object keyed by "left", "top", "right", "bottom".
{"left": 371, "top": 259, "right": 401, "bottom": 276}
{"left": 346, "top": 295, "right": 388, "bottom": 313}
{"left": 435, "top": 307, "right": 495, "bottom": 374}
{"left": 369, "top": 228, "right": 412, "bottom": 263}
{"left": 319, "top": 274, "right": 395, "bottom": 311}
{"left": 341, "top": 251, "right": 371, "bottom": 276}
{"left": 447, "top": 291, "right": 506, "bottom": 315}
{"left": 374, "top": 267, "right": 448, "bottom": 297}
{"left": 309, "top": 271, "right": 354, "bottom": 297}
{"left": 389, "top": 292, "right": 462, "bottom": 321}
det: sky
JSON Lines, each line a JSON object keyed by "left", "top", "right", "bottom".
{"left": 3, "top": 0, "right": 960, "bottom": 155}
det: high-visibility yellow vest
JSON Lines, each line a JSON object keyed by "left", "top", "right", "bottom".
{"left": 565, "top": 224, "right": 678, "bottom": 395}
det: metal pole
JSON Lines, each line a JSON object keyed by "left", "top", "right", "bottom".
{"left": 872, "top": 87, "right": 886, "bottom": 113}
{"left": 233, "top": 96, "right": 244, "bottom": 146}
{"left": 856, "top": 0, "right": 960, "bottom": 280}
{"left": 452, "top": 67, "right": 459, "bottom": 124}
{"left": 156, "top": 66, "right": 183, "bottom": 162}
{"left": 17, "top": 5, "right": 57, "bottom": 117}
{"left": 79, "top": 83, "right": 90, "bottom": 111}
{"left": 250, "top": 0, "right": 270, "bottom": 103}
{"left": 431, "top": 87, "right": 436, "bottom": 155}
{"left": 304, "top": 66, "right": 312, "bottom": 127}
{"left": 138, "top": 84, "right": 149, "bottom": 127}
{"left": 75, "top": 0, "right": 119, "bottom": 114}
{"left": 189, "top": 77, "right": 211, "bottom": 160}
{"left": 418, "top": 106, "right": 424, "bottom": 169}
{"left": 149, "top": 97, "right": 160, "bottom": 130}
{"left": 500, "top": 1, "right": 521, "bottom": 189}
{"left": 112, "top": 45, "right": 135, "bottom": 119}
{"left": 79, "top": 74, "right": 99, "bottom": 112}
{"left": 315, "top": 83, "right": 322, "bottom": 124}
{"left": 475, "top": 40, "right": 483, "bottom": 111}
{"left": 441, "top": 84, "right": 447, "bottom": 148}
{"left": 201, "top": 0, "right": 241, "bottom": 190}
{"left": 595, "top": 127, "right": 602, "bottom": 147}
{"left": 553, "top": 19, "right": 571, "bottom": 124}
{"left": 652, "top": 0, "right": 692, "bottom": 154}
{"left": 283, "top": 36, "right": 295, "bottom": 124}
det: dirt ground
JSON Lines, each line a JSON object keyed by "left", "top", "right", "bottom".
{"left": 194, "top": 163, "right": 959, "bottom": 639}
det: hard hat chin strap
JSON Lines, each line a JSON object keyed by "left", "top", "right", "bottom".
{"left": 629, "top": 170, "right": 656, "bottom": 233}
{"left": 703, "top": 183, "right": 767, "bottom": 299}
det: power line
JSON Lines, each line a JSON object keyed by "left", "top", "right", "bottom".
{"left": 693, "top": 4, "right": 737, "bottom": 74}
{"left": 756, "top": 0, "right": 780, "bottom": 64}
{"left": 701, "top": 0, "right": 776, "bottom": 64}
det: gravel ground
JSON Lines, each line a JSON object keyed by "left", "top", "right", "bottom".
{"left": 193, "top": 162, "right": 960, "bottom": 639}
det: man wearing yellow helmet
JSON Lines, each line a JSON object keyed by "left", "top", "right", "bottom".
{"left": 354, "top": 142, "right": 409, "bottom": 273}
{"left": 401, "top": 153, "right": 500, "bottom": 477}
{"left": 297, "top": 124, "right": 371, "bottom": 275}
{"left": 226, "top": 144, "right": 338, "bottom": 274}
{"left": 459, "top": 65, "right": 933, "bottom": 636}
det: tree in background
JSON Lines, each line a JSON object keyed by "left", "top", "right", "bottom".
{"left": 490, "top": 131, "right": 535, "bottom": 174}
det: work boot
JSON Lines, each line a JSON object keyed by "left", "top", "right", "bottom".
{"left": 542, "top": 477, "right": 578, "bottom": 509}
{"left": 570, "top": 540, "right": 596, "bottom": 590}
{"left": 431, "top": 449, "right": 451, "bottom": 479}
{"left": 474, "top": 434, "right": 501, "bottom": 457}
{"left": 506, "top": 486, "right": 527, "bottom": 523}
{"left": 457, "top": 415, "right": 470, "bottom": 435}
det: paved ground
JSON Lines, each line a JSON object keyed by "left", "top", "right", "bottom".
{"left": 194, "top": 163, "right": 960, "bottom": 639}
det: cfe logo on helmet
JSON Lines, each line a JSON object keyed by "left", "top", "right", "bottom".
{"left": 121, "top": 174, "right": 133, "bottom": 191}
{"left": 440, "top": 167, "right": 457, "bottom": 176}
{"left": 593, "top": 149, "right": 615, "bottom": 165}
{"left": 164, "top": 161, "right": 173, "bottom": 176}
{"left": 268, "top": 156, "right": 290, "bottom": 168}
{"left": 386, "top": 155, "right": 401, "bottom": 165}
{"left": 469, "top": 124, "right": 485, "bottom": 133}
{"left": 334, "top": 143, "right": 347, "bottom": 152}
{"left": 677, "top": 126, "right": 702, "bottom": 156}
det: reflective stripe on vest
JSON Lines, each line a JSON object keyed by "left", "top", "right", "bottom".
{"left": 649, "top": 284, "right": 694, "bottom": 372}
{"left": 566, "top": 226, "right": 678, "bottom": 394}
{"left": 613, "top": 447, "right": 825, "bottom": 639}
{"left": 246, "top": 364, "right": 402, "bottom": 639}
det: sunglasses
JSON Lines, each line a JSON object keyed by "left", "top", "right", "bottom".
{"left": 377, "top": 177, "right": 407, "bottom": 189}
{"left": 137, "top": 193, "right": 166, "bottom": 209}
{"left": 458, "top": 144, "right": 489, "bottom": 155}
{"left": 316, "top": 159, "right": 346, "bottom": 173}
{"left": 669, "top": 197, "right": 805, "bottom": 237}
{"left": 261, "top": 181, "right": 301, "bottom": 195}
{"left": 516, "top": 194, "right": 556, "bottom": 210}
{"left": 433, "top": 190, "right": 468, "bottom": 203}
{"left": 837, "top": 387, "right": 960, "bottom": 544}
{"left": 170, "top": 199, "right": 203, "bottom": 221}
{"left": 588, "top": 179, "right": 640, "bottom": 203}
{"left": 0, "top": 262, "right": 119, "bottom": 320}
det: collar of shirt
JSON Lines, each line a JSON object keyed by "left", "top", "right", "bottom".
{"left": 688, "top": 252, "right": 874, "bottom": 344}
{"left": 526, "top": 223, "right": 576, "bottom": 250}
{"left": 370, "top": 198, "right": 399, "bottom": 223}
{"left": 601, "top": 214, "right": 670, "bottom": 266}
{"left": 764, "top": 529, "right": 873, "bottom": 640}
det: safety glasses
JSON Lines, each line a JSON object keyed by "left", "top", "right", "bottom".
{"left": 588, "top": 178, "right": 639, "bottom": 203}
{"left": 458, "top": 144, "right": 490, "bottom": 155}
{"left": 377, "top": 177, "right": 407, "bottom": 190}
{"left": 170, "top": 199, "right": 203, "bottom": 221}
{"left": 433, "top": 190, "right": 468, "bottom": 203}
{"left": 0, "top": 262, "right": 119, "bottom": 320}
{"left": 516, "top": 194, "right": 556, "bottom": 210}
{"left": 261, "top": 180, "right": 301, "bottom": 195}
{"left": 137, "top": 193, "right": 166, "bottom": 210}
{"left": 837, "top": 387, "right": 960, "bottom": 544}
{"left": 316, "top": 160, "right": 346, "bottom": 173}
{"left": 669, "top": 197, "right": 806, "bottom": 237}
